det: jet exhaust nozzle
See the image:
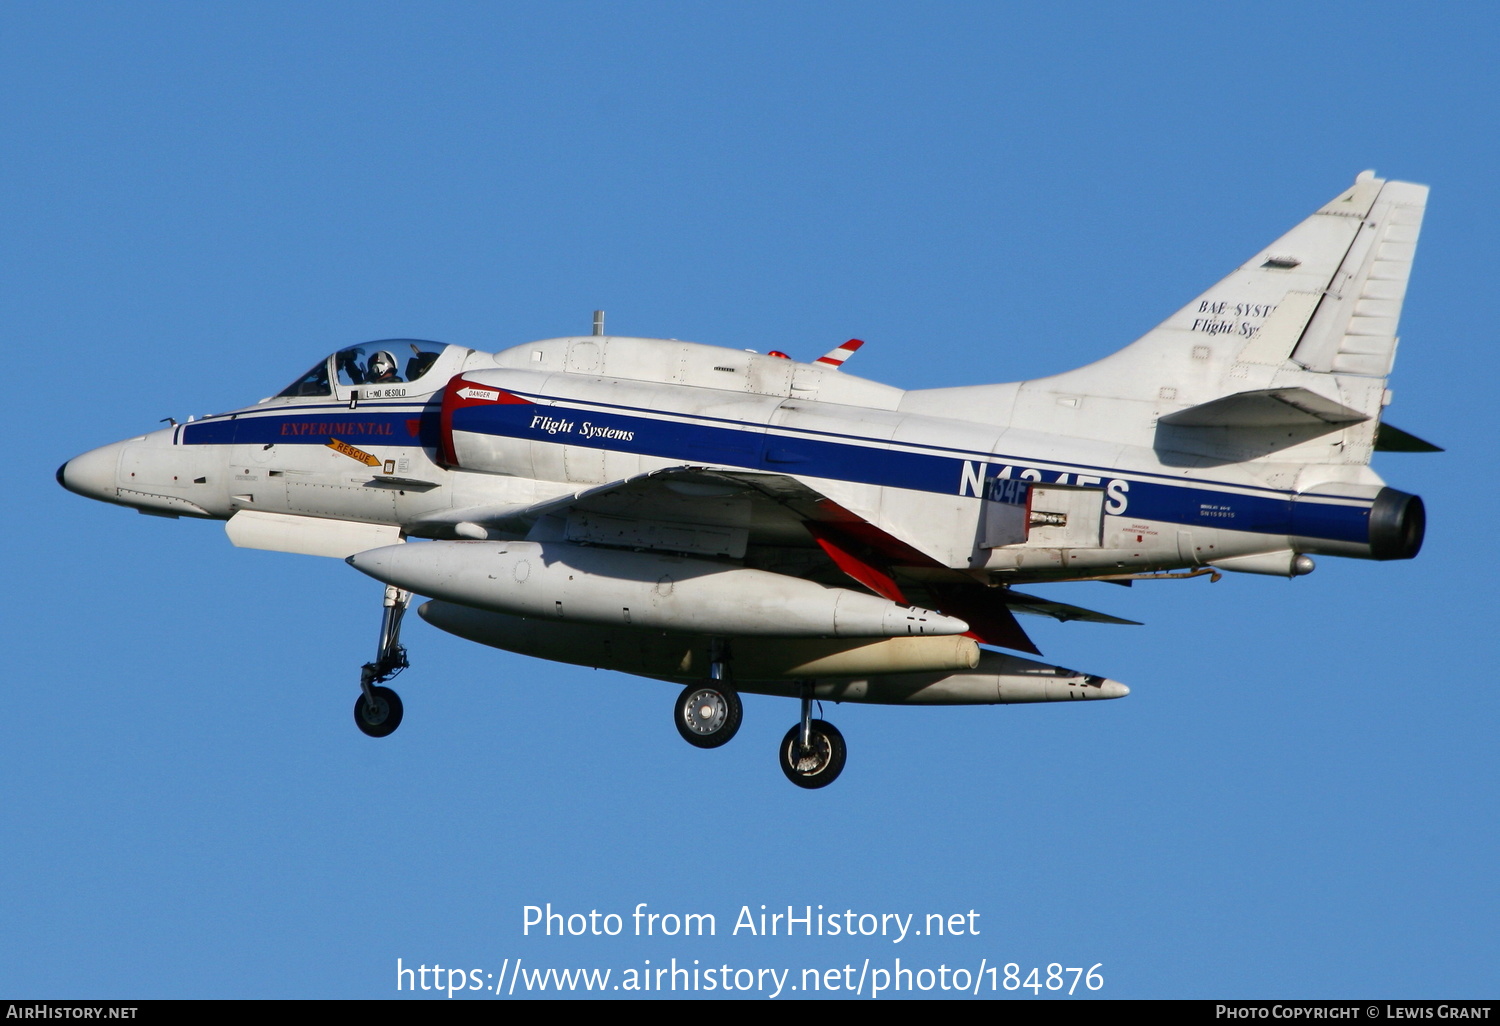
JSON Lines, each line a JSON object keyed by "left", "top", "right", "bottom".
{"left": 1368, "top": 487, "right": 1425, "bottom": 560}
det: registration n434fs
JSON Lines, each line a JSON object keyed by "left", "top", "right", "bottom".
{"left": 60, "top": 173, "right": 1435, "bottom": 788}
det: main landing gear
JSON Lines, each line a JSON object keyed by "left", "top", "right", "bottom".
{"left": 778, "top": 684, "right": 846, "bottom": 789}
{"left": 354, "top": 585, "right": 411, "bottom": 738}
{"left": 673, "top": 639, "right": 742, "bottom": 748}
{"left": 670, "top": 644, "right": 846, "bottom": 788}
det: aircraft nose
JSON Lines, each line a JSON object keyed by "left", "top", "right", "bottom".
{"left": 1093, "top": 677, "right": 1130, "bottom": 699}
{"left": 57, "top": 443, "right": 122, "bottom": 502}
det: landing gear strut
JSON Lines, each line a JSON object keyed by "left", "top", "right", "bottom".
{"left": 354, "top": 585, "right": 410, "bottom": 738}
{"left": 673, "top": 639, "right": 742, "bottom": 748}
{"left": 778, "top": 683, "right": 845, "bottom": 788}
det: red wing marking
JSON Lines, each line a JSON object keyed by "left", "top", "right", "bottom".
{"left": 803, "top": 523, "right": 908, "bottom": 604}
{"left": 810, "top": 500, "right": 941, "bottom": 568}
{"left": 802, "top": 511, "right": 1040, "bottom": 655}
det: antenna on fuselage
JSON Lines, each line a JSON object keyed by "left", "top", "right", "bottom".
{"left": 592, "top": 310, "right": 604, "bottom": 336}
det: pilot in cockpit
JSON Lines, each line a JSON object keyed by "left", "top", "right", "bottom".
{"left": 366, "top": 350, "right": 401, "bottom": 384}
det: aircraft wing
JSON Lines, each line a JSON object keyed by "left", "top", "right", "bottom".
{"left": 411, "top": 466, "right": 810, "bottom": 554}
{"left": 412, "top": 465, "right": 1049, "bottom": 654}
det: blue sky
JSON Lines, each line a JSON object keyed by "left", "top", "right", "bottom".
{"left": 5, "top": 1, "right": 1496, "bottom": 999}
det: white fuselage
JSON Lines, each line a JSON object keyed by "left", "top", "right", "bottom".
{"left": 60, "top": 334, "right": 1398, "bottom": 581}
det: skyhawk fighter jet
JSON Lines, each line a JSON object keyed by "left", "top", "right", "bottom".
{"left": 59, "top": 173, "right": 1435, "bottom": 788}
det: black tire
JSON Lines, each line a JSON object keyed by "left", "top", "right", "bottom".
{"left": 779, "top": 719, "right": 846, "bottom": 788}
{"left": 674, "top": 684, "right": 743, "bottom": 749}
{"left": 354, "top": 686, "right": 403, "bottom": 738}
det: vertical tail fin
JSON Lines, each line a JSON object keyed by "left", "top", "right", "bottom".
{"left": 1286, "top": 176, "right": 1427, "bottom": 382}
{"left": 973, "top": 173, "right": 1430, "bottom": 466}
{"left": 1043, "top": 172, "right": 1427, "bottom": 404}
{"left": 902, "top": 174, "right": 1429, "bottom": 467}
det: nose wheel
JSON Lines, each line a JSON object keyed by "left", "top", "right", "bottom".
{"left": 354, "top": 584, "right": 411, "bottom": 738}
{"left": 355, "top": 686, "right": 404, "bottom": 737}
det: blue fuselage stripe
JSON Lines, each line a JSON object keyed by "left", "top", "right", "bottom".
{"left": 182, "top": 394, "right": 1371, "bottom": 545}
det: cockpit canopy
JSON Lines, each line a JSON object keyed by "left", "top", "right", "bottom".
{"left": 278, "top": 340, "right": 447, "bottom": 398}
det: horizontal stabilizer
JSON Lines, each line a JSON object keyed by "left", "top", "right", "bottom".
{"left": 1004, "top": 591, "right": 1142, "bottom": 626}
{"left": 1159, "top": 387, "right": 1369, "bottom": 429}
{"left": 1374, "top": 422, "right": 1444, "bottom": 453}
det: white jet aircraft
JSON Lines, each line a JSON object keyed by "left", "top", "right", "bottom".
{"left": 59, "top": 173, "right": 1436, "bottom": 788}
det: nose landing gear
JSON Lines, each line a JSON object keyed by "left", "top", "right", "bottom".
{"left": 354, "top": 685, "right": 403, "bottom": 737}
{"left": 354, "top": 585, "right": 411, "bottom": 738}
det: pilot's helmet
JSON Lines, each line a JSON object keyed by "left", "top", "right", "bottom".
{"left": 368, "top": 351, "right": 397, "bottom": 379}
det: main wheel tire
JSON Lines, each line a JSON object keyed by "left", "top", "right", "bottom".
{"left": 354, "top": 686, "right": 403, "bottom": 738}
{"left": 674, "top": 684, "right": 743, "bottom": 748}
{"left": 779, "top": 718, "right": 846, "bottom": 788}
